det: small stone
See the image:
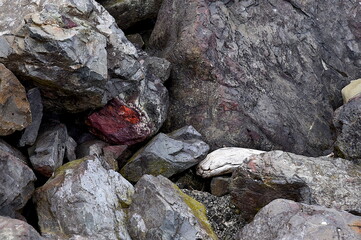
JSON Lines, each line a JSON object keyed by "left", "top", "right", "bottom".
{"left": 341, "top": 78, "right": 361, "bottom": 103}
{"left": 211, "top": 177, "right": 231, "bottom": 197}
{"left": 126, "top": 34, "right": 144, "bottom": 49}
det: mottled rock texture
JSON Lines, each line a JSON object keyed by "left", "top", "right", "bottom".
{"left": 334, "top": 94, "right": 361, "bottom": 160}
{"left": 0, "top": 63, "right": 31, "bottom": 136}
{"left": 127, "top": 174, "right": 218, "bottom": 240}
{"left": 0, "top": 216, "right": 44, "bottom": 240}
{"left": 34, "top": 156, "right": 134, "bottom": 240}
{"left": 149, "top": 0, "right": 361, "bottom": 155}
{"left": 238, "top": 199, "right": 361, "bottom": 240}
{"left": 121, "top": 126, "right": 209, "bottom": 182}
{"left": 0, "top": 140, "right": 36, "bottom": 218}
{"left": 97, "top": 0, "right": 163, "bottom": 30}
{"left": 230, "top": 151, "right": 361, "bottom": 221}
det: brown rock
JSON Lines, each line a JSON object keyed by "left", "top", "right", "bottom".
{"left": 210, "top": 177, "right": 230, "bottom": 197}
{"left": 0, "top": 63, "right": 31, "bottom": 136}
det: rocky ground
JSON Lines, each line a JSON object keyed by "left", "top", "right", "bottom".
{"left": 0, "top": 0, "right": 361, "bottom": 239}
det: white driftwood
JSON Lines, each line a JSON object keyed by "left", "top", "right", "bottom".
{"left": 196, "top": 147, "right": 265, "bottom": 178}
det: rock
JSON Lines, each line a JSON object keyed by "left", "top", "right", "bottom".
{"left": 127, "top": 174, "right": 218, "bottom": 240}
{"left": 34, "top": 156, "right": 134, "bottom": 240}
{"left": 173, "top": 168, "right": 208, "bottom": 191}
{"left": 0, "top": 63, "right": 31, "bottom": 136}
{"left": 229, "top": 151, "right": 361, "bottom": 221}
{"left": 149, "top": 0, "right": 361, "bottom": 155}
{"left": 0, "top": 216, "right": 44, "bottom": 240}
{"left": 0, "top": 0, "right": 153, "bottom": 113}
{"left": 210, "top": 177, "right": 230, "bottom": 197}
{"left": 334, "top": 94, "right": 361, "bottom": 160}
{"left": 143, "top": 56, "right": 171, "bottom": 83}
{"left": 120, "top": 126, "right": 209, "bottom": 182}
{"left": 183, "top": 189, "right": 244, "bottom": 240}
{"left": 19, "top": 88, "right": 43, "bottom": 147}
{"left": 97, "top": 0, "right": 163, "bottom": 30}
{"left": 0, "top": 140, "right": 36, "bottom": 218}
{"left": 341, "top": 79, "right": 361, "bottom": 103}
{"left": 238, "top": 199, "right": 361, "bottom": 240}
{"left": 28, "top": 123, "right": 72, "bottom": 177}
{"left": 127, "top": 34, "right": 145, "bottom": 49}
{"left": 197, "top": 147, "right": 265, "bottom": 178}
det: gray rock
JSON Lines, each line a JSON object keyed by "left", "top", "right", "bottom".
{"left": 238, "top": 199, "right": 361, "bottom": 240}
{"left": 120, "top": 126, "right": 209, "bottom": 182}
{"left": 34, "top": 156, "right": 134, "bottom": 240}
{"left": 229, "top": 151, "right": 361, "bottom": 221}
{"left": 19, "top": 88, "right": 43, "bottom": 147}
{"left": 334, "top": 94, "right": 361, "bottom": 160}
{"left": 210, "top": 177, "right": 230, "bottom": 197}
{"left": 127, "top": 174, "right": 218, "bottom": 240}
{"left": 0, "top": 216, "right": 44, "bottom": 240}
{"left": 0, "top": 63, "right": 31, "bottom": 136}
{"left": 28, "top": 123, "right": 71, "bottom": 177}
{"left": 143, "top": 56, "right": 171, "bottom": 83}
{"left": 98, "top": 0, "right": 163, "bottom": 30}
{"left": 0, "top": 140, "right": 36, "bottom": 218}
{"left": 149, "top": 0, "right": 361, "bottom": 155}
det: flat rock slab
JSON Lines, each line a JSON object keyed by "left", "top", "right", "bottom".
{"left": 121, "top": 126, "right": 209, "bottom": 182}
{"left": 238, "top": 199, "right": 361, "bottom": 240}
{"left": 0, "top": 216, "right": 44, "bottom": 240}
{"left": 0, "top": 63, "right": 31, "bottom": 136}
{"left": 0, "top": 140, "right": 36, "bottom": 218}
{"left": 197, "top": 147, "right": 265, "bottom": 178}
{"left": 34, "top": 156, "right": 134, "bottom": 240}
{"left": 230, "top": 150, "right": 361, "bottom": 221}
{"left": 127, "top": 174, "right": 218, "bottom": 240}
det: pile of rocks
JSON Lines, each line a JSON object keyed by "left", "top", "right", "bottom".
{"left": 0, "top": 0, "right": 361, "bottom": 239}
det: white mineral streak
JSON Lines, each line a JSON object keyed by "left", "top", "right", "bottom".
{"left": 197, "top": 147, "right": 265, "bottom": 178}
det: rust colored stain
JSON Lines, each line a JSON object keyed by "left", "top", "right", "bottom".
{"left": 61, "top": 15, "right": 78, "bottom": 29}
{"left": 349, "top": 221, "right": 361, "bottom": 235}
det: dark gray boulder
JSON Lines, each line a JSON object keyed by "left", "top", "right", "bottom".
{"left": 229, "top": 151, "right": 361, "bottom": 221}
{"left": 34, "top": 156, "right": 134, "bottom": 240}
{"left": 333, "top": 94, "right": 361, "bottom": 160}
{"left": 127, "top": 174, "right": 218, "bottom": 240}
{"left": 120, "top": 126, "right": 209, "bottom": 182}
{"left": 0, "top": 216, "right": 44, "bottom": 240}
{"left": 0, "top": 140, "right": 36, "bottom": 218}
{"left": 149, "top": 0, "right": 361, "bottom": 155}
{"left": 238, "top": 199, "right": 361, "bottom": 240}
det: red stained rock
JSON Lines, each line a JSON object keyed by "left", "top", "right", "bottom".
{"left": 87, "top": 98, "right": 151, "bottom": 145}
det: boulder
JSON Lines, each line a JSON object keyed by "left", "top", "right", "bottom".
{"left": 97, "top": 0, "right": 163, "bottom": 30}
{"left": 333, "top": 94, "right": 361, "bottom": 160}
{"left": 34, "top": 156, "right": 134, "bottom": 240}
{"left": 229, "top": 151, "right": 361, "bottom": 221}
{"left": 238, "top": 199, "right": 361, "bottom": 240}
{"left": 0, "top": 140, "right": 36, "bottom": 218}
{"left": 341, "top": 78, "right": 361, "bottom": 103}
{"left": 0, "top": 216, "right": 44, "bottom": 240}
{"left": 197, "top": 147, "right": 265, "bottom": 178}
{"left": 0, "top": 63, "right": 31, "bottom": 136}
{"left": 121, "top": 126, "right": 209, "bottom": 182}
{"left": 127, "top": 174, "right": 218, "bottom": 240}
{"left": 149, "top": 0, "right": 361, "bottom": 155}
{"left": 28, "top": 123, "right": 75, "bottom": 177}
{"left": 19, "top": 88, "right": 43, "bottom": 147}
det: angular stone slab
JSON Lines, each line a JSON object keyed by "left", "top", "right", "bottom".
{"left": 197, "top": 147, "right": 265, "bottom": 178}
{"left": 127, "top": 174, "right": 218, "bottom": 240}
{"left": 34, "top": 156, "right": 134, "bottom": 240}
{"left": 238, "top": 199, "right": 361, "bottom": 240}
{"left": 0, "top": 216, "right": 44, "bottom": 240}
{"left": 230, "top": 151, "right": 361, "bottom": 221}
{"left": 341, "top": 78, "right": 361, "bottom": 103}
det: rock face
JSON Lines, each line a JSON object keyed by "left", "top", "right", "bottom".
{"left": 0, "top": 140, "right": 36, "bottom": 218}
{"left": 229, "top": 151, "right": 361, "bottom": 221}
{"left": 197, "top": 147, "right": 265, "bottom": 178}
{"left": 34, "top": 156, "right": 134, "bottom": 240}
{"left": 0, "top": 0, "right": 161, "bottom": 113}
{"left": 238, "top": 199, "right": 361, "bottom": 240}
{"left": 334, "top": 94, "right": 361, "bottom": 160}
{"left": 19, "top": 88, "right": 43, "bottom": 147}
{"left": 0, "top": 216, "right": 44, "bottom": 240}
{"left": 121, "top": 126, "right": 209, "bottom": 182}
{"left": 0, "top": 63, "right": 31, "bottom": 136}
{"left": 149, "top": 0, "right": 361, "bottom": 155}
{"left": 127, "top": 174, "right": 218, "bottom": 240}
{"left": 97, "top": 0, "right": 163, "bottom": 30}
{"left": 28, "top": 123, "right": 75, "bottom": 177}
